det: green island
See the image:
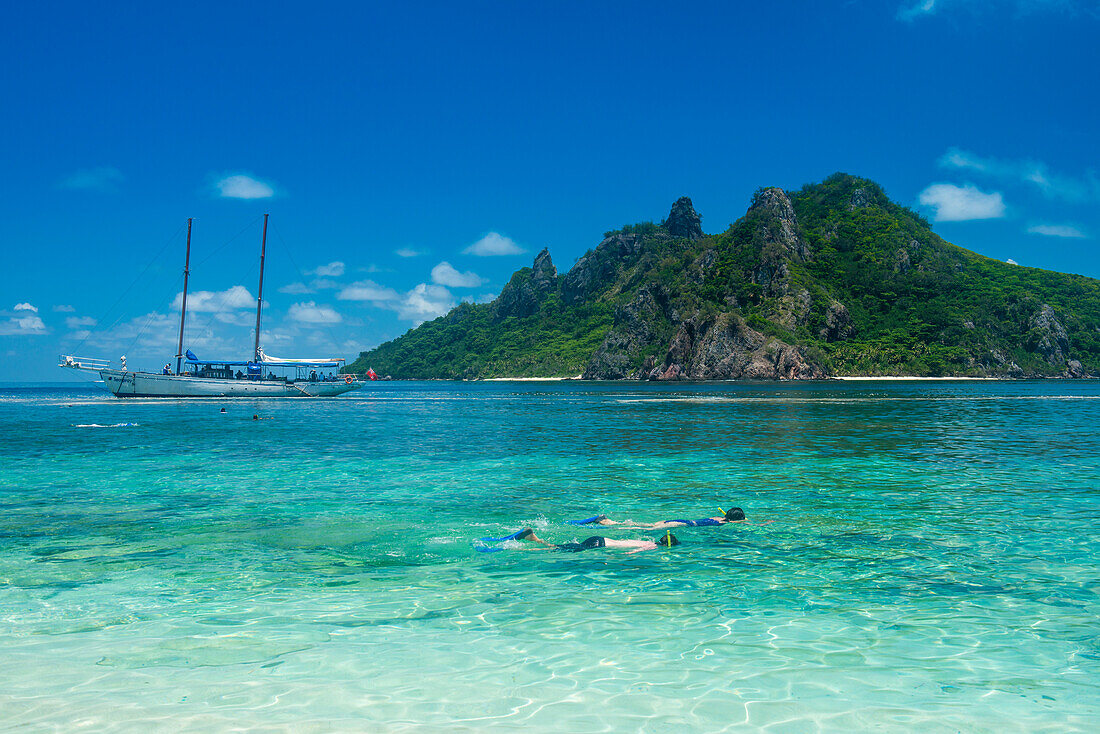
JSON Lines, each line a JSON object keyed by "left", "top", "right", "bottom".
{"left": 348, "top": 174, "right": 1100, "bottom": 379}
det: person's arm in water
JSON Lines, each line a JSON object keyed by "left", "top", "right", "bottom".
{"left": 612, "top": 533, "right": 681, "bottom": 554}
{"left": 603, "top": 538, "right": 658, "bottom": 554}
{"left": 514, "top": 528, "right": 678, "bottom": 553}
{"left": 599, "top": 507, "right": 748, "bottom": 529}
{"left": 611, "top": 519, "right": 685, "bottom": 529}
{"left": 596, "top": 518, "right": 709, "bottom": 529}
{"left": 572, "top": 515, "right": 669, "bottom": 529}
{"left": 582, "top": 515, "right": 670, "bottom": 529}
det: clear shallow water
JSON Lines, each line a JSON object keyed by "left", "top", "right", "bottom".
{"left": 1, "top": 380, "right": 1098, "bottom": 732}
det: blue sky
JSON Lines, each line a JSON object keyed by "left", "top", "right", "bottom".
{"left": 2, "top": 0, "right": 1098, "bottom": 380}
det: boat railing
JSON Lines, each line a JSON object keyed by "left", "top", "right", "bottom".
{"left": 58, "top": 354, "right": 110, "bottom": 370}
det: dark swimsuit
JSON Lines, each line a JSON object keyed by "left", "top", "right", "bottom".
{"left": 555, "top": 536, "right": 606, "bottom": 552}
{"left": 666, "top": 518, "right": 722, "bottom": 527}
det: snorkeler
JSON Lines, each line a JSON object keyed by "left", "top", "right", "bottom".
{"left": 571, "top": 507, "right": 747, "bottom": 529}
{"left": 513, "top": 527, "right": 679, "bottom": 554}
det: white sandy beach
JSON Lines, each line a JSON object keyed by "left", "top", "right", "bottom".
{"left": 481, "top": 376, "right": 581, "bottom": 381}
{"left": 832, "top": 375, "right": 1002, "bottom": 381}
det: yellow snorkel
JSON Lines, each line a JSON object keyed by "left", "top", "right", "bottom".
{"left": 666, "top": 529, "right": 672, "bottom": 547}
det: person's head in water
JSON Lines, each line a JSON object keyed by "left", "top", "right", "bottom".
{"left": 252, "top": 414, "right": 259, "bottom": 421}
{"left": 724, "top": 507, "right": 746, "bottom": 521}
{"left": 657, "top": 533, "right": 680, "bottom": 547}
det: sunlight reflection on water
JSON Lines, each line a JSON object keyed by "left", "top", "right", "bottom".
{"left": 1, "top": 380, "right": 1098, "bottom": 731}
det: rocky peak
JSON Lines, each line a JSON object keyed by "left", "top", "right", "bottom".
{"left": 749, "top": 187, "right": 796, "bottom": 221}
{"left": 531, "top": 247, "right": 556, "bottom": 286}
{"left": 493, "top": 248, "right": 558, "bottom": 320}
{"left": 748, "top": 187, "right": 811, "bottom": 264}
{"left": 664, "top": 196, "right": 703, "bottom": 240}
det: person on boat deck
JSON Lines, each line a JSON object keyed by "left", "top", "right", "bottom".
{"left": 162, "top": 364, "right": 170, "bottom": 375}
{"left": 235, "top": 370, "right": 243, "bottom": 380}
{"left": 310, "top": 369, "right": 317, "bottom": 381}
{"left": 514, "top": 527, "right": 679, "bottom": 554}
{"left": 580, "top": 507, "right": 747, "bottom": 529}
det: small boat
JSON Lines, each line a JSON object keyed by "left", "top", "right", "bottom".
{"left": 60, "top": 215, "right": 365, "bottom": 398}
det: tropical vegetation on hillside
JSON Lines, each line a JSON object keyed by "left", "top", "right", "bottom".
{"left": 348, "top": 174, "right": 1100, "bottom": 379}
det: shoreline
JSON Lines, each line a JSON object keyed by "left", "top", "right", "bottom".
{"left": 478, "top": 375, "right": 1037, "bottom": 382}
{"left": 830, "top": 375, "right": 1002, "bottom": 381}
{"left": 481, "top": 376, "right": 581, "bottom": 382}
{"left": 10, "top": 375, "right": 1087, "bottom": 386}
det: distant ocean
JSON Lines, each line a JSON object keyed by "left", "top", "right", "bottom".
{"left": 2, "top": 380, "right": 1098, "bottom": 732}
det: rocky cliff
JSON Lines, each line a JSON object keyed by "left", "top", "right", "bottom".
{"left": 348, "top": 174, "right": 1100, "bottom": 379}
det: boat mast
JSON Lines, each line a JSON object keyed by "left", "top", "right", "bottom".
{"left": 253, "top": 213, "right": 269, "bottom": 363}
{"left": 175, "top": 217, "right": 193, "bottom": 375}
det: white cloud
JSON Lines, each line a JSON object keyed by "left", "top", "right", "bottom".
{"left": 431, "top": 261, "right": 485, "bottom": 288}
{"left": 898, "top": 0, "right": 937, "bottom": 21}
{"left": 899, "top": 0, "right": 1087, "bottom": 22}
{"left": 2, "top": 303, "right": 48, "bottom": 336}
{"left": 939, "top": 147, "right": 989, "bottom": 171}
{"left": 79, "top": 311, "right": 176, "bottom": 351}
{"left": 53, "top": 304, "right": 76, "bottom": 312}
{"left": 278, "top": 282, "right": 314, "bottom": 295}
{"left": 58, "top": 167, "right": 124, "bottom": 192}
{"left": 463, "top": 232, "right": 525, "bottom": 256}
{"left": 309, "top": 278, "right": 341, "bottom": 290}
{"left": 65, "top": 316, "right": 97, "bottom": 328}
{"left": 1027, "top": 223, "right": 1087, "bottom": 238}
{"left": 214, "top": 174, "right": 275, "bottom": 199}
{"left": 309, "top": 261, "right": 345, "bottom": 277}
{"left": 0, "top": 314, "right": 47, "bottom": 336}
{"left": 214, "top": 312, "right": 255, "bottom": 326}
{"left": 258, "top": 329, "right": 294, "bottom": 345}
{"left": 1007, "top": 258, "right": 1019, "bottom": 265}
{"left": 287, "top": 301, "right": 342, "bottom": 324}
{"left": 67, "top": 311, "right": 259, "bottom": 366}
{"left": 337, "top": 280, "right": 401, "bottom": 303}
{"left": 395, "top": 248, "right": 424, "bottom": 258}
{"left": 939, "top": 147, "right": 1097, "bottom": 202}
{"left": 396, "top": 284, "right": 455, "bottom": 324}
{"left": 172, "top": 285, "right": 255, "bottom": 312}
{"left": 918, "top": 183, "right": 1006, "bottom": 221}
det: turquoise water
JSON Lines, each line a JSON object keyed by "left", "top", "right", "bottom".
{"left": 2, "top": 380, "right": 1099, "bottom": 732}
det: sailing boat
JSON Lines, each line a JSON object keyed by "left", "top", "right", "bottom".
{"left": 60, "top": 215, "right": 364, "bottom": 397}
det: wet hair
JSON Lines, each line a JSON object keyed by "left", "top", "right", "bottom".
{"left": 724, "top": 507, "right": 746, "bottom": 521}
{"left": 657, "top": 533, "right": 680, "bottom": 547}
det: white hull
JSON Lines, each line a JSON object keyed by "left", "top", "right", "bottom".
{"left": 98, "top": 370, "right": 361, "bottom": 398}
